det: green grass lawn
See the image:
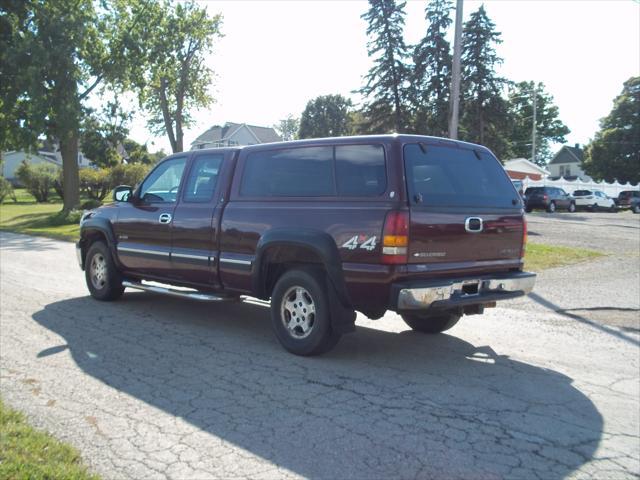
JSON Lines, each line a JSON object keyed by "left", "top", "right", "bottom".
{"left": 0, "top": 399, "right": 99, "bottom": 480}
{"left": 524, "top": 243, "right": 603, "bottom": 271}
{"left": 0, "top": 189, "right": 79, "bottom": 241}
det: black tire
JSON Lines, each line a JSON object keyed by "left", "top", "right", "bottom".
{"left": 547, "top": 201, "right": 556, "bottom": 213}
{"left": 270, "top": 269, "right": 341, "bottom": 356}
{"left": 85, "top": 241, "right": 124, "bottom": 301}
{"left": 525, "top": 206, "right": 533, "bottom": 213}
{"left": 632, "top": 204, "right": 640, "bottom": 214}
{"left": 568, "top": 202, "right": 576, "bottom": 213}
{"left": 401, "top": 312, "right": 461, "bottom": 333}
{"left": 610, "top": 204, "right": 617, "bottom": 213}
{"left": 592, "top": 203, "right": 598, "bottom": 212}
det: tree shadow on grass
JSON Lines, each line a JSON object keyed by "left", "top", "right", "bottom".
{"left": 33, "top": 294, "right": 603, "bottom": 479}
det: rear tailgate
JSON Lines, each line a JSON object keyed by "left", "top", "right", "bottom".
{"left": 403, "top": 142, "right": 524, "bottom": 269}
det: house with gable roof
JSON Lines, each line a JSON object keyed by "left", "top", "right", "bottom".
{"left": 190, "top": 122, "right": 281, "bottom": 150}
{"left": 547, "top": 144, "right": 592, "bottom": 181}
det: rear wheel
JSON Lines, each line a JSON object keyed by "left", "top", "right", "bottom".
{"left": 85, "top": 241, "right": 124, "bottom": 301}
{"left": 610, "top": 204, "right": 617, "bottom": 212}
{"left": 270, "top": 269, "right": 341, "bottom": 356}
{"left": 547, "top": 201, "right": 556, "bottom": 213}
{"left": 568, "top": 202, "right": 576, "bottom": 213}
{"left": 591, "top": 203, "right": 598, "bottom": 211}
{"left": 401, "top": 312, "right": 461, "bottom": 334}
{"left": 633, "top": 204, "right": 640, "bottom": 214}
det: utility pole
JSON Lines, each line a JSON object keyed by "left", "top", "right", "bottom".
{"left": 448, "top": 0, "right": 463, "bottom": 139}
{"left": 531, "top": 86, "right": 537, "bottom": 163}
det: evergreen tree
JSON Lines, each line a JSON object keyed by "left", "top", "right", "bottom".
{"left": 507, "top": 81, "right": 570, "bottom": 165}
{"left": 359, "top": 0, "right": 410, "bottom": 133}
{"left": 583, "top": 76, "right": 640, "bottom": 184}
{"left": 460, "top": 6, "right": 511, "bottom": 158}
{"left": 411, "top": 0, "right": 453, "bottom": 136}
{"left": 298, "top": 95, "right": 353, "bottom": 139}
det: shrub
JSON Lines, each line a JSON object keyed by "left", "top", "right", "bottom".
{"left": 81, "top": 199, "right": 103, "bottom": 210}
{"left": 15, "top": 161, "right": 59, "bottom": 202}
{"left": 79, "top": 167, "right": 111, "bottom": 201}
{"left": 108, "top": 163, "right": 150, "bottom": 189}
{"left": 0, "top": 176, "right": 16, "bottom": 203}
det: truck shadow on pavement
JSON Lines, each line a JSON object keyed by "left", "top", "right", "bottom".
{"left": 33, "top": 294, "right": 603, "bottom": 479}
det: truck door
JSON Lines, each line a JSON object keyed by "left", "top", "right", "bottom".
{"left": 114, "top": 156, "right": 188, "bottom": 278}
{"left": 170, "top": 151, "right": 228, "bottom": 287}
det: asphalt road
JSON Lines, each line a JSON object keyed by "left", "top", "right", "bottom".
{"left": 0, "top": 222, "right": 639, "bottom": 479}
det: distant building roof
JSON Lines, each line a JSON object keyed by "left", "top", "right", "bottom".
{"left": 191, "top": 122, "right": 281, "bottom": 148}
{"left": 548, "top": 144, "right": 584, "bottom": 165}
{"left": 503, "top": 158, "right": 550, "bottom": 176}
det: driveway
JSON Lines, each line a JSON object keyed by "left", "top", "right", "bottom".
{"left": 0, "top": 230, "right": 638, "bottom": 479}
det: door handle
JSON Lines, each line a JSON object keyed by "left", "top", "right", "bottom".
{"left": 158, "top": 213, "right": 172, "bottom": 224}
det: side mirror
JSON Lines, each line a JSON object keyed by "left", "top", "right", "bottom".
{"left": 113, "top": 185, "right": 133, "bottom": 202}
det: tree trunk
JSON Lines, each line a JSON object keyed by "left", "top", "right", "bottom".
{"left": 60, "top": 132, "right": 80, "bottom": 212}
{"left": 159, "top": 77, "right": 178, "bottom": 153}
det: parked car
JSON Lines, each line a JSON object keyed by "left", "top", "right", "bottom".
{"left": 631, "top": 196, "right": 640, "bottom": 214}
{"left": 616, "top": 190, "right": 640, "bottom": 211}
{"left": 572, "top": 189, "right": 617, "bottom": 212}
{"left": 76, "top": 135, "right": 535, "bottom": 356}
{"left": 524, "top": 186, "right": 576, "bottom": 213}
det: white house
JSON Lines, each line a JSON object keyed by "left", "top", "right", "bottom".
{"left": 2, "top": 147, "right": 92, "bottom": 183}
{"left": 503, "top": 158, "right": 550, "bottom": 181}
{"left": 191, "top": 122, "right": 281, "bottom": 150}
{"left": 547, "top": 144, "right": 592, "bottom": 181}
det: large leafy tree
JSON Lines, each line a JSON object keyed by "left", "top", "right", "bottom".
{"left": 460, "top": 6, "right": 511, "bottom": 158}
{"left": 410, "top": 0, "right": 453, "bottom": 136}
{"left": 507, "top": 81, "right": 570, "bottom": 165}
{"left": 131, "top": 1, "right": 222, "bottom": 153}
{"left": 0, "top": 0, "right": 144, "bottom": 211}
{"left": 298, "top": 95, "right": 353, "bottom": 139}
{"left": 583, "top": 76, "right": 640, "bottom": 184}
{"left": 359, "top": 0, "right": 410, "bottom": 133}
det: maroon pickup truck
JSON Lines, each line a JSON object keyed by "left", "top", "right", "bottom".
{"left": 76, "top": 135, "right": 535, "bottom": 355}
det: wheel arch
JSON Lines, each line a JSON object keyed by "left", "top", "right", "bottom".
{"left": 252, "top": 228, "right": 351, "bottom": 307}
{"left": 79, "top": 217, "right": 118, "bottom": 268}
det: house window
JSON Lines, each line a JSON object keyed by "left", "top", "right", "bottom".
{"left": 565, "top": 166, "right": 571, "bottom": 176}
{"left": 560, "top": 166, "right": 565, "bottom": 176}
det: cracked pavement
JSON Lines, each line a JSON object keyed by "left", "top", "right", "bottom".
{"left": 1, "top": 222, "right": 639, "bottom": 479}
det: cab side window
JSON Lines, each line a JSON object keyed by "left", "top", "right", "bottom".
{"left": 183, "top": 154, "right": 223, "bottom": 203}
{"left": 139, "top": 157, "right": 187, "bottom": 203}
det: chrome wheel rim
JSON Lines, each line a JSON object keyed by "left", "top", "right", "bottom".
{"left": 281, "top": 286, "right": 315, "bottom": 339}
{"left": 90, "top": 253, "right": 107, "bottom": 290}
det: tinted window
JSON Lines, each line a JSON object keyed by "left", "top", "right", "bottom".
{"left": 404, "top": 144, "right": 517, "bottom": 208}
{"left": 336, "top": 145, "right": 386, "bottom": 196}
{"left": 139, "top": 157, "right": 186, "bottom": 203}
{"left": 183, "top": 154, "right": 223, "bottom": 203}
{"left": 573, "top": 190, "right": 591, "bottom": 196}
{"left": 525, "top": 187, "right": 545, "bottom": 195}
{"left": 241, "top": 147, "right": 333, "bottom": 197}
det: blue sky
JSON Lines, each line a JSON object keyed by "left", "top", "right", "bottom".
{"left": 125, "top": 0, "right": 640, "bottom": 158}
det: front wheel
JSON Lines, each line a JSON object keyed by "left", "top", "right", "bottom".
{"left": 568, "top": 202, "right": 576, "bottom": 213}
{"left": 633, "top": 204, "right": 640, "bottom": 214}
{"left": 401, "top": 312, "right": 461, "bottom": 333}
{"left": 85, "top": 241, "right": 124, "bottom": 301}
{"left": 270, "top": 269, "right": 341, "bottom": 355}
{"left": 547, "top": 201, "right": 556, "bottom": 213}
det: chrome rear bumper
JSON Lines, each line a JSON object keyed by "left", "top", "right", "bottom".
{"left": 397, "top": 272, "right": 536, "bottom": 310}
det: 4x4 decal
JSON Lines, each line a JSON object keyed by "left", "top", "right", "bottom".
{"left": 341, "top": 235, "right": 377, "bottom": 251}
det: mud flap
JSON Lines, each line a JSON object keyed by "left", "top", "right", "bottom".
{"left": 326, "top": 277, "right": 356, "bottom": 334}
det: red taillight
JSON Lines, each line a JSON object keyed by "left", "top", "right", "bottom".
{"left": 543, "top": 194, "right": 549, "bottom": 201}
{"left": 382, "top": 210, "right": 409, "bottom": 264}
{"left": 521, "top": 216, "right": 528, "bottom": 259}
